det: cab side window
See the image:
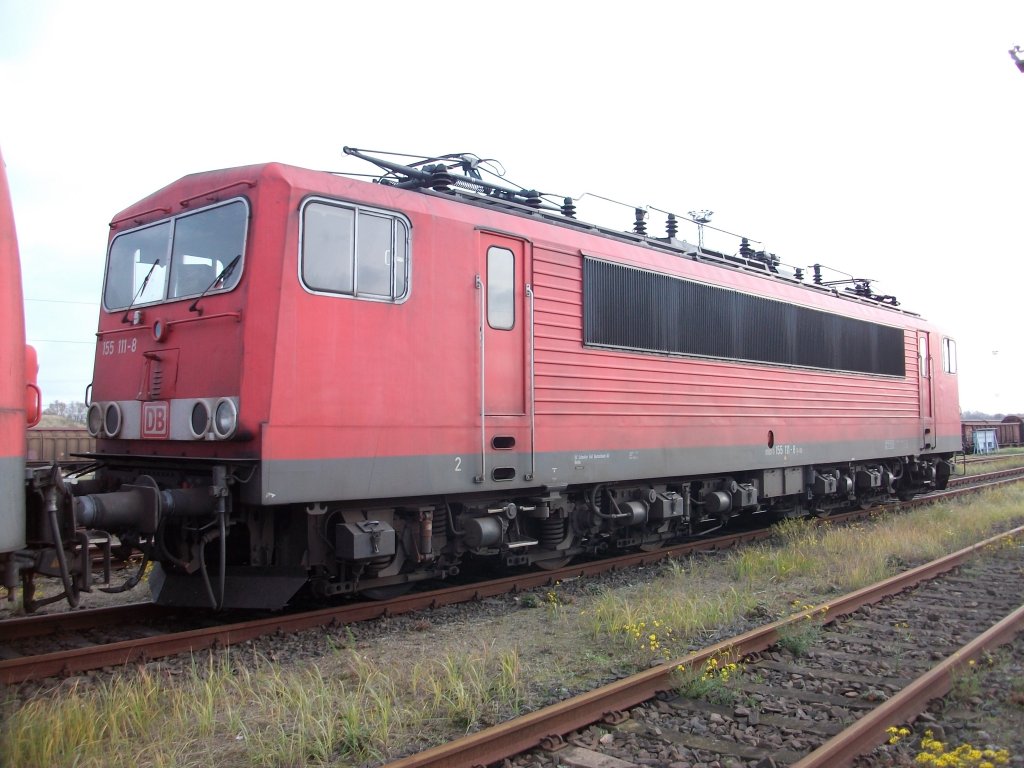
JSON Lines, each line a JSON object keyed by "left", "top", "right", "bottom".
{"left": 301, "top": 199, "right": 409, "bottom": 301}
{"left": 487, "top": 246, "right": 515, "bottom": 330}
{"left": 942, "top": 337, "right": 957, "bottom": 374}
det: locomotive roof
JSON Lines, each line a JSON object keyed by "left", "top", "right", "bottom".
{"left": 338, "top": 147, "right": 910, "bottom": 314}
{"left": 110, "top": 153, "right": 917, "bottom": 318}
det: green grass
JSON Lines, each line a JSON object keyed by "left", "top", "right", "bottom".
{"left": 412, "top": 644, "right": 523, "bottom": 730}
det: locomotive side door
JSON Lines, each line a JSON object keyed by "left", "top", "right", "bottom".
{"left": 476, "top": 232, "right": 533, "bottom": 483}
{"left": 918, "top": 333, "right": 935, "bottom": 449}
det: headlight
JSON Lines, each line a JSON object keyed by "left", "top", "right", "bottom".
{"left": 86, "top": 403, "right": 103, "bottom": 437}
{"left": 103, "top": 402, "right": 122, "bottom": 438}
{"left": 189, "top": 401, "right": 211, "bottom": 439}
{"left": 213, "top": 398, "right": 238, "bottom": 439}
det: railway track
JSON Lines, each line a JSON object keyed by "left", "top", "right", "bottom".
{"left": 949, "top": 463, "right": 1024, "bottom": 484}
{"left": 382, "top": 524, "right": 1024, "bottom": 768}
{"left": 958, "top": 452, "right": 1022, "bottom": 464}
{"left": 2, "top": 468, "right": 1022, "bottom": 687}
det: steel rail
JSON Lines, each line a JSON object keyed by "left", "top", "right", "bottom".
{"left": 0, "top": 601, "right": 164, "bottom": 642}
{"left": 381, "top": 524, "right": 1024, "bottom": 768}
{"left": 948, "top": 465, "right": 1024, "bottom": 485}
{"left": 959, "top": 452, "right": 1024, "bottom": 464}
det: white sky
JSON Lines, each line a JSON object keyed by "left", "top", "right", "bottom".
{"left": 2, "top": 1, "right": 1022, "bottom": 414}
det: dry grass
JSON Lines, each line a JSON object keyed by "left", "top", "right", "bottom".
{"left": 3, "top": 483, "right": 1023, "bottom": 767}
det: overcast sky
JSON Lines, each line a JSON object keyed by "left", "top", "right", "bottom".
{"left": 2, "top": 1, "right": 1022, "bottom": 414}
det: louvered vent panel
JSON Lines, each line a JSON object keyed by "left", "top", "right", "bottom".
{"left": 583, "top": 257, "right": 906, "bottom": 377}
{"left": 149, "top": 360, "right": 164, "bottom": 399}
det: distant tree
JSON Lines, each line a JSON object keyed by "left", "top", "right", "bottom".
{"left": 961, "top": 410, "right": 996, "bottom": 420}
{"left": 66, "top": 402, "right": 87, "bottom": 424}
{"left": 42, "top": 400, "right": 87, "bottom": 425}
{"left": 43, "top": 400, "right": 68, "bottom": 418}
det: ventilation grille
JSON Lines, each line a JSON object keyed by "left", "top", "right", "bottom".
{"left": 583, "top": 257, "right": 906, "bottom": 377}
{"left": 148, "top": 359, "right": 164, "bottom": 399}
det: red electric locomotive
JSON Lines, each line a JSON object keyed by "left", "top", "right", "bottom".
{"left": 0, "top": 148, "right": 29, "bottom": 565}
{"left": 12, "top": 149, "right": 962, "bottom": 610}
{"left": 1, "top": 148, "right": 45, "bottom": 606}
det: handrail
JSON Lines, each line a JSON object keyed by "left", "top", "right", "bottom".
{"left": 109, "top": 206, "right": 172, "bottom": 228}
{"left": 475, "top": 273, "right": 485, "bottom": 484}
{"left": 179, "top": 179, "right": 256, "bottom": 208}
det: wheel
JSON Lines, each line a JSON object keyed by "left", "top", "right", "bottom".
{"left": 359, "top": 583, "right": 413, "bottom": 600}
{"left": 535, "top": 555, "right": 573, "bottom": 570}
{"left": 639, "top": 541, "right": 667, "bottom": 553}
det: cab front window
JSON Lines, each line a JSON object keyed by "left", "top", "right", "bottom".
{"left": 103, "top": 199, "right": 248, "bottom": 310}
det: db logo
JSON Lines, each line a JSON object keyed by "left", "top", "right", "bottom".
{"left": 142, "top": 401, "right": 170, "bottom": 439}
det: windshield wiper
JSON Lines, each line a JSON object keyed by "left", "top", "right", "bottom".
{"left": 121, "top": 259, "right": 160, "bottom": 323}
{"left": 189, "top": 254, "right": 241, "bottom": 314}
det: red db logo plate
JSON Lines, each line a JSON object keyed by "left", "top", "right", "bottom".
{"left": 142, "top": 401, "right": 170, "bottom": 439}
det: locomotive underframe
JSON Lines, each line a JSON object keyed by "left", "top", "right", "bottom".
{"left": 7, "top": 451, "right": 953, "bottom": 611}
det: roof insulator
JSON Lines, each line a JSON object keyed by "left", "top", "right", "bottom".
{"left": 428, "top": 164, "right": 453, "bottom": 192}
{"left": 666, "top": 213, "right": 678, "bottom": 239}
{"left": 633, "top": 208, "right": 647, "bottom": 235}
{"left": 561, "top": 197, "right": 577, "bottom": 218}
{"left": 522, "top": 191, "right": 542, "bottom": 208}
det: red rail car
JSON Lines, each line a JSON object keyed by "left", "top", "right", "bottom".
{"left": 26, "top": 428, "right": 95, "bottom": 463}
{"left": 9, "top": 150, "right": 962, "bottom": 610}
{"left": 1003, "top": 415, "right": 1024, "bottom": 446}
{"left": 1, "top": 149, "right": 51, "bottom": 608}
{"left": 961, "top": 417, "right": 1023, "bottom": 452}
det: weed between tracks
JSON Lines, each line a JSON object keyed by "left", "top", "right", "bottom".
{"left": 3, "top": 484, "right": 1024, "bottom": 767}
{"left": 774, "top": 601, "right": 829, "bottom": 657}
{"left": 673, "top": 649, "right": 748, "bottom": 706}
